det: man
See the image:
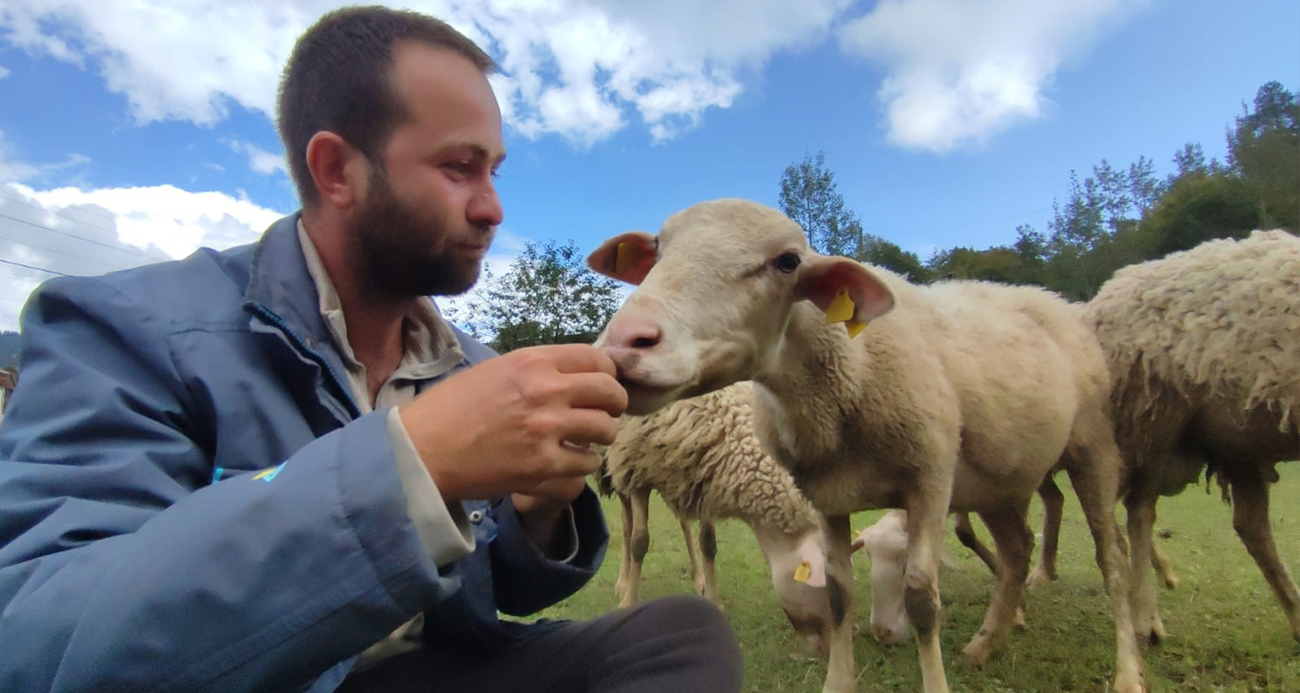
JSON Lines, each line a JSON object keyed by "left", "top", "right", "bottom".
{"left": 0, "top": 6, "right": 743, "bottom": 693}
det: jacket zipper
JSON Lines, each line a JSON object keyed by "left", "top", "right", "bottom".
{"left": 248, "top": 304, "right": 362, "bottom": 420}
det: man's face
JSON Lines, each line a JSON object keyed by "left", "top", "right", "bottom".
{"left": 349, "top": 41, "right": 506, "bottom": 298}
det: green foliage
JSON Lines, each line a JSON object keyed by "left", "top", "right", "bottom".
{"left": 447, "top": 240, "right": 624, "bottom": 353}
{"left": 1227, "top": 80, "right": 1299, "bottom": 231}
{"left": 857, "top": 235, "right": 931, "bottom": 283}
{"left": 778, "top": 152, "right": 864, "bottom": 257}
{"left": 1137, "top": 174, "right": 1262, "bottom": 256}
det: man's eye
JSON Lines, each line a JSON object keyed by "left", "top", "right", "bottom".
{"left": 772, "top": 252, "right": 801, "bottom": 273}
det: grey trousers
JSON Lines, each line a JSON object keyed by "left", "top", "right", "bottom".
{"left": 336, "top": 595, "right": 744, "bottom": 693}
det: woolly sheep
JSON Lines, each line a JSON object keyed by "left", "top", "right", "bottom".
{"left": 588, "top": 199, "right": 1144, "bottom": 693}
{"left": 599, "top": 381, "right": 835, "bottom": 655}
{"left": 1086, "top": 229, "right": 1300, "bottom": 643}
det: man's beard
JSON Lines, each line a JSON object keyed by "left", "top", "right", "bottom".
{"left": 350, "top": 172, "right": 488, "bottom": 299}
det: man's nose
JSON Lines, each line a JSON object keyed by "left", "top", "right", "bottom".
{"left": 468, "top": 184, "right": 503, "bottom": 228}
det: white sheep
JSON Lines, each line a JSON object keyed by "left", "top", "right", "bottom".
{"left": 598, "top": 381, "right": 835, "bottom": 655}
{"left": 588, "top": 199, "right": 1144, "bottom": 693}
{"left": 1086, "top": 229, "right": 1300, "bottom": 643}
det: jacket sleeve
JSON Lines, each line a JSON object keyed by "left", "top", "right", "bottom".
{"left": 0, "top": 277, "right": 460, "bottom": 693}
{"left": 488, "top": 485, "right": 609, "bottom": 615}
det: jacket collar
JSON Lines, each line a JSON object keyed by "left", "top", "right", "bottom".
{"left": 243, "top": 211, "right": 336, "bottom": 348}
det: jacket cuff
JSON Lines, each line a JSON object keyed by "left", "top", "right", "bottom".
{"left": 488, "top": 485, "right": 608, "bottom": 616}
{"left": 384, "top": 407, "right": 474, "bottom": 567}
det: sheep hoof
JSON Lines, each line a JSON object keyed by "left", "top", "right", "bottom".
{"left": 1025, "top": 569, "right": 1056, "bottom": 589}
{"left": 1137, "top": 621, "right": 1166, "bottom": 647}
{"left": 961, "top": 638, "right": 994, "bottom": 667}
{"left": 1111, "top": 673, "right": 1147, "bottom": 693}
{"left": 1160, "top": 573, "right": 1180, "bottom": 591}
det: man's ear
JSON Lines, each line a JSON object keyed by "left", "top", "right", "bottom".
{"left": 587, "top": 232, "right": 658, "bottom": 285}
{"left": 795, "top": 256, "right": 895, "bottom": 334}
{"left": 305, "top": 131, "right": 367, "bottom": 209}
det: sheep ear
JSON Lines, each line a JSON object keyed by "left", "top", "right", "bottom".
{"left": 795, "top": 256, "right": 894, "bottom": 334}
{"left": 587, "top": 231, "right": 658, "bottom": 285}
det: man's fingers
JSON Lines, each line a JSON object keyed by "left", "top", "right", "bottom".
{"left": 563, "top": 371, "right": 628, "bottom": 416}
{"left": 556, "top": 408, "right": 621, "bottom": 450}
{"left": 549, "top": 439, "right": 606, "bottom": 477}
{"left": 534, "top": 343, "right": 618, "bottom": 378}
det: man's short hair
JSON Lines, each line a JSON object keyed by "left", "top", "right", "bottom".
{"left": 277, "top": 6, "right": 497, "bottom": 205}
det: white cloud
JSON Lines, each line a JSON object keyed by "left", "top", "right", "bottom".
{"left": 0, "top": 0, "right": 851, "bottom": 144}
{"left": 223, "top": 139, "right": 288, "bottom": 176}
{"left": 0, "top": 182, "right": 284, "bottom": 330}
{"left": 838, "top": 0, "right": 1147, "bottom": 152}
{"left": 0, "top": 64, "right": 10, "bottom": 79}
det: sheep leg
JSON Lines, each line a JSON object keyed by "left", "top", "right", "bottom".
{"left": 953, "top": 513, "right": 1000, "bottom": 576}
{"left": 1151, "top": 540, "right": 1179, "bottom": 591}
{"left": 699, "top": 520, "right": 720, "bottom": 602}
{"left": 615, "top": 492, "right": 634, "bottom": 603}
{"left": 620, "top": 487, "right": 652, "bottom": 608}
{"left": 1124, "top": 485, "right": 1165, "bottom": 645}
{"left": 1228, "top": 465, "right": 1300, "bottom": 641}
{"left": 818, "top": 513, "right": 857, "bottom": 693}
{"left": 1067, "top": 454, "right": 1146, "bottom": 693}
{"left": 955, "top": 512, "right": 1027, "bottom": 629}
{"left": 680, "top": 519, "right": 705, "bottom": 597}
{"left": 1027, "top": 475, "right": 1064, "bottom": 588}
{"left": 961, "top": 504, "right": 1032, "bottom": 666}
{"left": 904, "top": 497, "right": 952, "bottom": 693}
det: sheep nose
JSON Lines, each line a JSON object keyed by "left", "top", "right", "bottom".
{"left": 603, "top": 314, "right": 662, "bottom": 351}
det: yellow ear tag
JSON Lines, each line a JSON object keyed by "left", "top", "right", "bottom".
{"left": 845, "top": 320, "right": 868, "bottom": 338}
{"left": 794, "top": 561, "right": 812, "bottom": 583}
{"left": 823, "top": 287, "right": 855, "bottom": 324}
{"left": 615, "top": 242, "right": 639, "bottom": 275}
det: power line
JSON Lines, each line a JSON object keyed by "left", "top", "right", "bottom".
{"left": 0, "top": 192, "right": 124, "bottom": 236}
{"left": 0, "top": 190, "right": 117, "bottom": 224}
{"left": 0, "top": 257, "right": 68, "bottom": 277}
{"left": 0, "top": 211, "right": 156, "bottom": 261}
{"left": 0, "top": 229, "right": 125, "bottom": 271}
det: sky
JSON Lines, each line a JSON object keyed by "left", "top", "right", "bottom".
{"left": 0, "top": 0, "right": 1296, "bottom": 333}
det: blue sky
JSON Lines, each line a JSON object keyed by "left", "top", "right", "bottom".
{"left": 0, "top": 0, "right": 1296, "bottom": 332}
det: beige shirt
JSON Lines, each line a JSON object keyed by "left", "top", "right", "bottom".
{"left": 298, "top": 222, "right": 472, "bottom": 669}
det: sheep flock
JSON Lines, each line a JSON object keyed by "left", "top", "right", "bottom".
{"left": 584, "top": 199, "right": 1297, "bottom": 693}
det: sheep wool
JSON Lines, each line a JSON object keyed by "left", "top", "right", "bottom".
{"left": 604, "top": 381, "right": 817, "bottom": 535}
{"left": 1087, "top": 230, "right": 1300, "bottom": 465}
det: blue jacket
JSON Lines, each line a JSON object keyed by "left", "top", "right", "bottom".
{"left": 0, "top": 213, "right": 609, "bottom": 693}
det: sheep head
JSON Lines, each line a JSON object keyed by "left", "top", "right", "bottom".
{"left": 589, "top": 198, "right": 894, "bottom": 415}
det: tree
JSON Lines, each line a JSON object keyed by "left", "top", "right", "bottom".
{"left": 1227, "top": 81, "right": 1299, "bottom": 231}
{"left": 778, "top": 152, "right": 863, "bottom": 256}
{"left": 857, "top": 235, "right": 930, "bottom": 283}
{"left": 448, "top": 240, "right": 624, "bottom": 353}
{"left": 1137, "top": 174, "right": 1263, "bottom": 256}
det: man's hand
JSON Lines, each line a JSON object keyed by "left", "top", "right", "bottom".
{"left": 399, "top": 344, "right": 626, "bottom": 503}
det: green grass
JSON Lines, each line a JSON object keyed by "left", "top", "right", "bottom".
{"left": 537, "top": 465, "right": 1300, "bottom": 692}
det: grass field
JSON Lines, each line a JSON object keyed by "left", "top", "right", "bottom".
{"left": 536, "top": 465, "right": 1300, "bottom": 692}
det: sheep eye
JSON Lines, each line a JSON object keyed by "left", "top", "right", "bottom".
{"left": 773, "top": 252, "right": 801, "bottom": 274}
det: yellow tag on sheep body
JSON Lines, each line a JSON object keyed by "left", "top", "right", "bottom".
{"left": 794, "top": 561, "right": 812, "bottom": 583}
{"left": 615, "top": 242, "right": 638, "bottom": 275}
